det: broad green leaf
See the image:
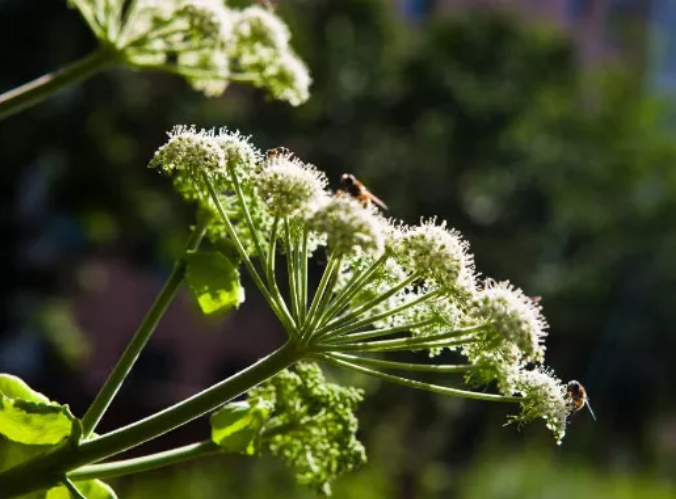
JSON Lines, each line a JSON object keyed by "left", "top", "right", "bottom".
{"left": 0, "top": 435, "right": 52, "bottom": 473}
{"left": 210, "top": 401, "right": 270, "bottom": 456}
{"left": 47, "top": 479, "right": 118, "bottom": 499}
{"left": 0, "top": 374, "right": 50, "bottom": 403}
{"left": 185, "top": 251, "right": 245, "bottom": 315}
{"left": 0, "top": 374, "right": 74, "bottom": 445}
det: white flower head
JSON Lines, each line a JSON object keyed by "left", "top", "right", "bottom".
{"left": 215, "top": 128, "right": 262, "bottom": 182}
{"left": 264, "top": 52, "right": 311, "bottom": 106}
{"left": 463, "top": 342, "right": 524, "bottom": 394}
{"left": 470, "top": 280, "right": 547, "bottom": 363}
{"left": 507, "top": 367, "right": 570, "bottom": 445}
{"left": 256, "top": 153, "right": 328, "bottom": 216}
{"left": 178, "top": 0, "right": 234, "bottom": 43}
{"left": 306, "top": 197, "right": 384, "bottom": 256}
{"left": 149, "top": 125, "right": 225, "bottom": 179}
{"left": 396, "top": 218, "right": 475, "bottom": 295}
{"left": 232, "top": 5, "right": 291, "bottom": 50}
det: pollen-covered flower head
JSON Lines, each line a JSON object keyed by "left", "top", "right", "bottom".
{"left": 148, "top": 125, "right": 225, "bottom": 179}
{"left": 177, "top": 0, "right": 233, "bottom": 42}
{"left": 256, "top": 153, "right": 328, "bottom": 216}
{"left": 507, "top": 367, "right": 570, "bottom": 445}
{"left": 395, "top": 218, "right": 475, "bottom": 296}
{"left": 215, "top": 128, "right": 261, "bottom": 182}
{"left": 469, "top": 280, "right": 547, "bottom": 363}
{"left": 306, "top": 197, "right": 384, "bottom": 256}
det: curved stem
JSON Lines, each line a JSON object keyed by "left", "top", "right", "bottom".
{"left": 81, "top": 221, "right": 207, "bottom": 438}
{"left": 324, "top": 353, "right": 476, "bottom": 374}
{"left": 63, "top": 478, "right": 87, "bottom": 499}
{"left": 298, "top": 227, "right": 309, "bottom": 323}
{"left": 320, "top": 354, "right": 521, "bottom": 403}
{"left": 68, "top": 441, "right": 219, "bottom": 481}
{"left": 0, "top": 48, "right": 116, "bottom": 121}
{"left": 0, "top": 342, "right": 301, "bottom": 499}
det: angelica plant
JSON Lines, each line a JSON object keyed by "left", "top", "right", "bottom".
{"left": 0, "top": 124, "right": 578, "bottom": 499}
{"left": 0, "top": 0, "right": 310, "bottom": 120}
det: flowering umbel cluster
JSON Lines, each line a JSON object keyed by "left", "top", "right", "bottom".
{"left": 68, "top": 0, "right": 310, "bottom": 104}
{"left": 149, "top": 125, "right": 576, "bottom": 490}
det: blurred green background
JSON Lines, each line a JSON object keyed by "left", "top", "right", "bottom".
{"left": 2, "top": 0, "right": 676, "bottom": 497}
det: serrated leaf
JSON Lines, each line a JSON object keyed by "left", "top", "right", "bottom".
{"left": 0, "top": 374, "right": 74, "bottom": 445}
{"left": 185, "top": 251, "right": 245, "bottom": 316}
{"left": 47, "top": 479, "right": 118, "bottom": 499}
{"left": 210, "top": 401, "right": 270, "bottom": 456}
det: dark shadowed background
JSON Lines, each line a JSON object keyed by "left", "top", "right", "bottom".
{"left": 1, "top": 0, "right": 676, "bottom": 497}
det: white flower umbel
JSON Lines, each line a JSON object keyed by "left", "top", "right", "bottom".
{"left": 507, "top": 367, "right": 570, "bottom": 445}
{"left": 256, "top": 154, "right": 328, "bottom": 217}
{"left": 469, "top": 280, "right": 547, "bottom": 363}
{"left": 306, "top": 197, "right": 384, "bottom": 256}
{"left": 231, "top": 5, "right": 291, "bottom": 50}
{"left": 396, "top": 218, "right": 475, "bottom": 297}
{"left": 149, "top": 125, "right": 225, "bottom": 179}
{"left": 215, "top": 128, "right": 262, "bottom": 183}
{"left": 262, "top": 52, "right": 311, "bottom": 107}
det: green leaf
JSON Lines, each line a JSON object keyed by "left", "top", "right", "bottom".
{"left": 47, "top": 479, "right": 118, "bottom": 499}
{"left": 0, "top": 374, "right": 74, "bottom": 445}
{"left": 185, "top": 251, "right": 245, "bottom": 315}
{"left": 210, "top": 401, "right": 270, "bottom": 456}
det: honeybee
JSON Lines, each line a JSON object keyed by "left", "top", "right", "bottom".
{"left": 266, "top": 146, "right": 290, "bottom": 159}
{"left": 566, "top": 380, "right": 596, "bottom": 421}
{"left": 339, "top": 173, "right": 388, "bottom": 210}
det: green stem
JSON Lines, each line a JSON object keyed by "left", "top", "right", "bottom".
{"left": 204, "top": 176, "right": 296, "bottom": 334}
{"left": 301, "top": 253, "right": 342, "bottom": 342}
{"left": 299, "top": 227, "right": 309, "bottom": 323}
{"left": 316, "top": 324, "right": 487, "bottom": 353}
{"left": 229, "top": 168, "right": 266, "bottom": 264}
{"left": 318, "top": 253, "right": 389, "bottom": 328}
{"left": 324, "top": 353, "right": 476, "bottom": 374}
{"left": 68, "top": 441, "right": 219, "bottom": 481}
{"left": 282, "top": 217, "right": 301, "bottom": 324}
{"left": 320, "top": 355, "right": 521, "bottom": 403}
{"left": 320, "top": 272, "right": 420, "bottom": 334}
{"left": 0, "top": 48, "right": 116, "bottom": 121}
{"left": 315, "top": 288, "right": 440, "bottom": 341}
{"left": 63, "top": 478, "right": 88, "bottom": 499}
{"left": 80, "top": 221, "right": 207, "bottom": 438}
{"left": 0, "top": 343, "right": 301, "bottom": 499}
{"left": 322, "top": 318, "right": 437, "bottom": 345}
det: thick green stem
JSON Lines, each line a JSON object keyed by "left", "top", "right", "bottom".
{"left": 322, "top": 318, "right": 438, "bottom": 345}
{"left": 0, "top": 48, "right": 116, "bottom": 121}
{"left": 321, "top": 355, "right": 521, "bottom": 403}
{"left": 68, "top": 441, "right": 219, "bottom": 481}
{"left": 282, "top": 217, "right": 301, "bottom": 323}
{"left": 81, "top": 222, "right": 207, "bottom": 438}
{"left": 0, "top": 342, "right": 300, "bottom": 499}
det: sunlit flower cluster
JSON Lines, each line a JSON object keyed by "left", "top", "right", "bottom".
{"left": 151, "top": 127, "right": 575, "bottom": 452}
{"left": 71, "top": 0, "right": 311, "bottom": 104}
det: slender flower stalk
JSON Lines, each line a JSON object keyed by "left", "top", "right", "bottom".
{"left": 80, "top": 220, "right": 208, "bottom": 438}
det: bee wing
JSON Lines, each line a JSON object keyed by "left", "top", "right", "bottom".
{"left": 584, "top": 399, "right": 597, "bottom": 422}
{"left": 368, "top": 192, "right": 388, "bottom": 210}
